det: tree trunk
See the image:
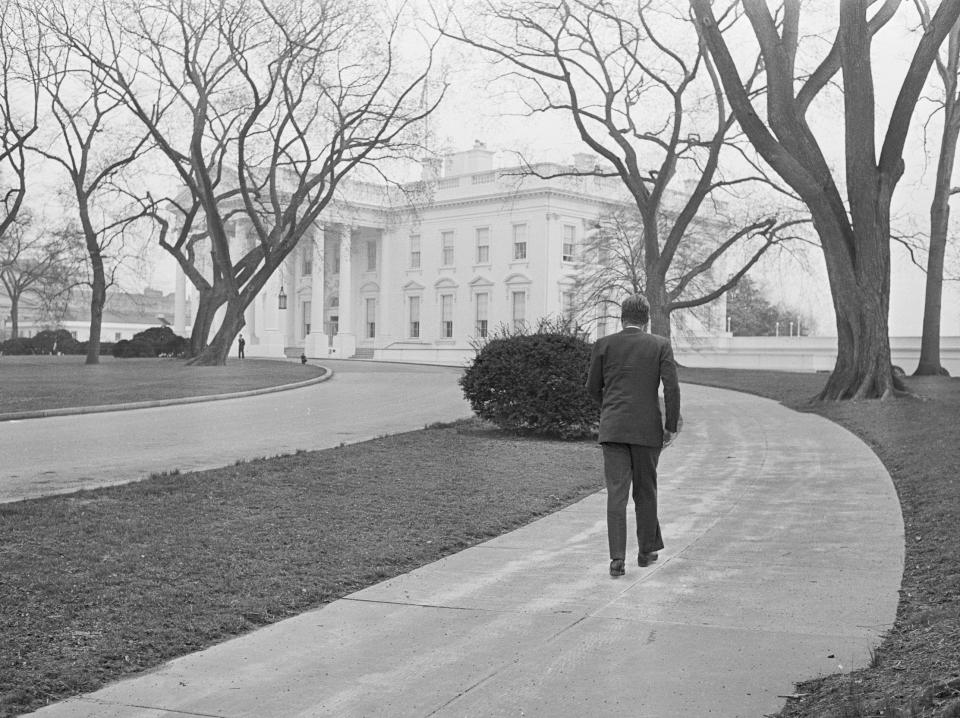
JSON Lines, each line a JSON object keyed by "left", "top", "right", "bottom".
{"left": 188, "top": 287, "right": 225, "bottom": 358}
{"left": 817, "top": 228, "right": 903, "bottom": 399}
{"left": 646, "top": 278, "right": 671, "bottom": 339}
{"left": 85, "top": 254, "right": 106, "bottom": 365}
{"left": 915, "top": 98, "right": 958, "bottom": 376}
{"left": 915, "top": 219, "right": 948, "bottom": 375}
{"left": 187, "top": 297, "right": 244, "bottom": 366}
{"left": 10, "top": 295, "right": 19, "bottom": 338}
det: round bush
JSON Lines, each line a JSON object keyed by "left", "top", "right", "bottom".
{"left": 459, "top": 328, "right": 598, "bottom": 439}
{"left": 112, "top": 338, "right": 157, "bottom": 358}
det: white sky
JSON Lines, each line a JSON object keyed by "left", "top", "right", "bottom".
{"left": 9, "top": 0, "right": 960, "bottom": 336}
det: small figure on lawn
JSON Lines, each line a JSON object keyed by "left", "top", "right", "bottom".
{"left": 238, "top": 334, "right": 245, "bottom": 360}
{"left": 300, "top": 353, "right": 308, "bottom": 365}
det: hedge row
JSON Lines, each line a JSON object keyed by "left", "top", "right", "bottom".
{"left": 0, "top": 326, "right": 187, "bottom": 358}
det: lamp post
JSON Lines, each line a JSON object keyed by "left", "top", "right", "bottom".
{"left": 775, "top": 321, "right": 780, "bottom": 337}
{"left": 789, "top": 320, "right": 794, "bottom": 337}
{"left": 278, "top": 286, "right": 287, "bottom": 310}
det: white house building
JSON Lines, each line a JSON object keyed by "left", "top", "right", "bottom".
{"left": 173, "top": 143, "right": 729, "bottom": 364}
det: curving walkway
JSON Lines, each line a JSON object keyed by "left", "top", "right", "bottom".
{"left": 23, "top": 379, "right": 904, "bottom": 718}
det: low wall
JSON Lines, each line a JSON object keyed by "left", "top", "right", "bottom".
{"left": 675, "top": 335, "right": 960, "bottom": 375}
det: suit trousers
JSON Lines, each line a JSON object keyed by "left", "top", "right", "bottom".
{"left": 602, "top": 442, "right": 665, "bottom": 560}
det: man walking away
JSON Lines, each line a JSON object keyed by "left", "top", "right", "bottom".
{"left": 238, "top": 334, "right": 245, "bottom": 360}
{"left": 586, "top": 294, "right": 681, "bottom": 577}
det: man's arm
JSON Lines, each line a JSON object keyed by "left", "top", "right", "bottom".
{"left": 660, "top": 341, "right": 681, "bottom": 433}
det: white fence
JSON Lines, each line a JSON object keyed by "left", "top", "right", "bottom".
{"left": 674, "top": 335, "right": 960, "bottom": 375}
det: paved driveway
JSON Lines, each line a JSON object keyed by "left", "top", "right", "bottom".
{"left": 0, "top": 360, "right": 471, "bottom": 503}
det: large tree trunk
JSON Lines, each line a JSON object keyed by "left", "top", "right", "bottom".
{"left": 188, "top": 297, "right": 244, "bottom": 366}
{"left": 817, "top": 219, "right": 904, "bottom": 400}
{"left": 85, "top": 254, "right": 106, "bottom": 365}
{"left": 10, "top": 295, "right": 19, "bottom": 338}
{"left": 188, "top": 287, "right": 226, "bottom": 358}
{"left": 646, "top": 279, "right": 671, "bottom": 339}
{"left": 819, "top": 284, "right": 900, "bottom": 399}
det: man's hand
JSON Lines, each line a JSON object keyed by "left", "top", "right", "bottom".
{"left": 663, "top": 429, "right": 677, "bottom": 448}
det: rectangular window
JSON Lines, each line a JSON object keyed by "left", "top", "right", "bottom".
{"left": 409, "top": 234, "right": 421, "bottom": 269}
{"left": 441, "top": 231, "right": 455, "bottom": 266}
{"left": 409, "top": 296, "right": 420, "bottom": 338}
{"left": 441, "top": 294, "right": 453, "bottom": 338}
{"left": 597, "top": 239, "right": 610, "bottom": 265}
{"left": 366, "top": 240, "right": 377, "bottom": 271}
{"left": 475, "top": 292, "right": 489, "bottom": 338}
{"left": 302, "top": 243, "right": 313, "bottom": 275}
{"left": 365, "top": 297, "right": 376, "bottom": 339}
{"left": 513, "top": 224, "right": 527, "bottom": 260}
{"left": 332, "top": 243, "right": 341, "bottom": 274}
{"left": 475, "top": 227, "right": 490, "bottom": 264}
{"left": 114, "top": 332, "right": 122, "bottom": 341}
{"left": 303, "top": 300, "right": 312, "bottom": 337}
{"left": 512, "top": 291, "right": 526, "bottom": 329}
{"left": 562, "top": 225, "right": 576, "bottom": 262}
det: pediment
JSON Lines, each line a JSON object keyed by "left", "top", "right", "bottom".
{"left": 504, "top": 272, "right": 532, "bottom": 285}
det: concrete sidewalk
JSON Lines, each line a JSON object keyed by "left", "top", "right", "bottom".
{"left": 27, "top": 384, "right": 904, "bottom": 718}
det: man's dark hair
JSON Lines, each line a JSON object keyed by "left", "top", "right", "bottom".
{"left": 620, "top": 294, "right": 650, "bottom": 326}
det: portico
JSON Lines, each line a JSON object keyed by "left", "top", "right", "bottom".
{"left": 173, "top": 213, "right": 392, "bottom": 360}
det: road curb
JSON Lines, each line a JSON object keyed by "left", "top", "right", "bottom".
{"left": 0, "top": 365, "right": 334, "bottom": 423}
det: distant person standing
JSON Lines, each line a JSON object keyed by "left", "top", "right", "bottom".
{"left": 238, "top": 334, "right": 245, "bottom": 360}
{"left": 586, "top": 294, "right": 681, "bottom": 578}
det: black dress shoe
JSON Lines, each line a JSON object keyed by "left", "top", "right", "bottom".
{"left": 609, "top": 559, "right": 625, "bottom": 577}
{"left": 638, "top": 551, "right": 659, "bottom": 567}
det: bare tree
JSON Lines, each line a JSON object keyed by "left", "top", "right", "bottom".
{"left": 692, "top": 0, "right": 960, "bottom": 399}
{"left": 26, "top": 27, "right": 155, "bottom": 365}
{"left": 0, "top": 213, "right": 78, "bottom": 338}
{"left": 0, "top": 2, "right": 39, "bottom": 245}
{"left": 573, "top": 201, "right": 809, "bottom": 335}
{"left": 50, "top": 0, "right": 443, "bottom": 365}
{"left": 442, "top": 0, "right": 802, "bottom": 338}
{"left": 914, "top": 0, "right": 958, "bottom": 376}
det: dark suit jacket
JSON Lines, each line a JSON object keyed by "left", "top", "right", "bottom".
{"left": 586, "top": 326, "right": 681, "bottom": 446}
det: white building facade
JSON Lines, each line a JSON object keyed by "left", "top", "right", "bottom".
{"left": 172, "top": 145, "right": 728, "bottom": 364}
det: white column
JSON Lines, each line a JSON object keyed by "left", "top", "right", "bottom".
{"left": 174, "top": 265, "right": 186, "bottom": 335}
{"left": 332, "top": 224, "right": 356, "bottom": 357}
{"left": 284, "top": 255, "right": 297, "bottom": 349}
{"left": 306, "top": 225, "right": 327, "bottom": 357}
{"left": 376, "top": 229, "right": 394, "bottom": 351}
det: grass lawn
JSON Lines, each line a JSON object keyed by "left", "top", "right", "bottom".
{"left": 0, "top": 363, "right": 957, "bottom": 717}
{"left": 0, "top": 355, "right": 324, "bottom": 416}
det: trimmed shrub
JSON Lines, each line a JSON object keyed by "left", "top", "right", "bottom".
{"left": 0, "top": 330, "right": 78, "bottom": 355}
{"left": 112, "top": 338, "right": 158, "bottom": 358}
{"left": 31, "top": 329, "right": 79, "bottom": 354}
{"left": 459, "top": 320, "right": 598, "bottom": 439}
{"left": 133, "top": 326, "right": 187, "bottom": 356}
{"left": 110, "top": 326, "right": 187, "bottom": 358}
{"left": 0, "top": 337, "right": 36, "bottom": 355}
